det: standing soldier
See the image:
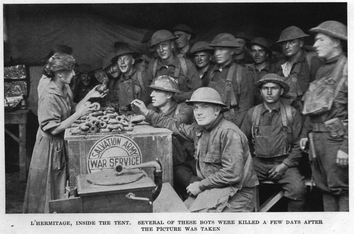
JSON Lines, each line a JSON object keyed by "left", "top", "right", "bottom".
{"left": 233, "top": 31, "right": 254, "bottom": 66}
{"left": 274, "top": 26, "right": 322, "bottom": 112}
{"left": 172, "top": 24, "right": 196, "bottom": 59}
{"left": 144, "top": 30, "right": 201, "bottom": 103}
{"left": 106, "top": 43, "right": 148, "bottom": 111}
{"left": 132, "top": 87, "right": 259, "bottom": 212}
{"left": 190, "top": 41, "right": 214, "bottom": 87}
{"left": 241, "top": 73, "right": 306, "bottom": 211}
{"left": 207, "top": 33, "right": 254, "bottom": 127}
{"left": 300, "top": 21, "right": 348, "bottom": 211}
{"left": 247, "top": 37, "right": 276, "bottom": 105}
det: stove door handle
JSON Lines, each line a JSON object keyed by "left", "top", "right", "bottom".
{"left": 126, "top": 192, "right": 152, "bottom": 205}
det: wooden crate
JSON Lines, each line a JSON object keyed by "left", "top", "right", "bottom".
{"left": 64, "top": 124, "right": 173, "bottom": 187}
{"left": 77, "top": 174, "right": 156, "bottom": 213}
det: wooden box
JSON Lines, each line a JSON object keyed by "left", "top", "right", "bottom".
{"left": 77, "top": 173, "right": 156, "bottom": 213}
{"left": 64, "top": 124, "right": 173, "bottom": 187}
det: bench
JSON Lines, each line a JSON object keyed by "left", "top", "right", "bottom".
{"left": 254, "top": 177, "right": 315, "bottom": 212}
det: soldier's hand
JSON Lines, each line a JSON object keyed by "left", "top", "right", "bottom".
{"left": 300, "top": 138, "right": 308, "bottom": 151}
{"left": 268, "top": 163, "right": 288, "bottom": 180}
{"left": 186, "top": 181, "right": 202, "bottom": 197}
{"left": 336, "top": 150, "right": 348, "bottom": 167}
{"left": 131, "top": 99, "right": 149, "bottom": 116}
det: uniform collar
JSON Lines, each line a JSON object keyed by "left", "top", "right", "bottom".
{"left": 199, "top": 114, "right": 224, "bottom": 132}
{"left": 157, "top": 55, "right": 179, "bottom": 68}
{"left": 119, "top": 68, "right": 137, "bottom": 82}
{"left": 260, "top": 102, "right": 281, "bottom": 114}
{"left": 325, "top": 53, "right": 344, "bottom": 65}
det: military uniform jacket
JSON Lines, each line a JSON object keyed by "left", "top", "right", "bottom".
{"left": 146, "top": 112, "right": 259, "bottom": 191}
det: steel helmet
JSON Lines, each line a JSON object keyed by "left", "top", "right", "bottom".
{"left": 190, "top": 41, "right": 213, "bottom": 54}
{"left": 110, "top": 43, "right": 136, "bottom": 64}
{"left": 186, "top": 87, "right": 226, "bottom": 107}
{"left": 209, "top": 33, "right": 239, "bottom": 48}
{"left": 277, "top": 26, "right": 309, "bottom": 43}
{"left": 149, "top": 75, "right": 180, "bottom": 93}
{"left": 172, "top": 24, "right": 196, "bottom": 39}
{"left": 309, "top": 20, "right": 347, "bottom": 40}
{"left": 234, "top": 31, "right": 251, "bottom": 42}
{"left": 255, "top": 73, "right": 290, "bottom": 95}
{"left": 149, "top": 30, "right": 178, "bottom": 48}
{"left": 250, "top": 37, "right": 272, "bottom": 52}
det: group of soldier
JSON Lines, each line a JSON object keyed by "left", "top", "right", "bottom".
{"left": 70, "top": 20, "right": 348, "bottom": 213}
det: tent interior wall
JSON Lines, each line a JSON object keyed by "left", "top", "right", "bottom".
{"left": 3, "top": 3, "right": 347, "bottom": 114}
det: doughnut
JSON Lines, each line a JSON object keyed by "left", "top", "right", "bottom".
{"left": 89, "top": 117, "right": 100, "bottom": 126}
{"left": 80, "top": 115, "right": 88, "bottom": 120}
{"left": 92, "top": 102, "right": 101, "bottom": 111}
{"left": 107, "top": 112, "right": 118, "bottom": 118}
{"left": 100, "top": 121, "right": 107, "bottom": 129}
{"left": 71, "top": 123, "right": 79, "bottom": 128}
{"left": 70, "top": 127, "right": 81, "bottom": 135}
{"left": 120, "top": 119, "right": 129, "bottom": 126}
{"left": 107, "top": 124, "right": 119, "bottom": 130}
{"left": 108, "top": 118, "right": 119, "bottom": 124}
{"left": 105, "top": 107, "right": 115, "bottom": 113}
{"left": 101, "top": 115, "right": 110, "bottom": 122}
{"left": 90, "top": 125, "right": 99, "bottom": 133}
{"left": 79, "top": 123, "right": 90, "bottom": 132}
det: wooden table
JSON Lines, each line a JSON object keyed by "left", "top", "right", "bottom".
{"left": 5, "top": 109, "right": 30, "bottom": 181}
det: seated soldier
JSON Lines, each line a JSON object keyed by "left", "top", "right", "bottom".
{"left": 132, "top": 75, "right": 196, "bottom": 200}
{"left": 132, "top": 87, "right": 259, "bottom": 212}
{"left": 241, "top": 73, "right": 306, "bottom": 211}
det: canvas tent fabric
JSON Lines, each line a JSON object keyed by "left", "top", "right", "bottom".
{"left": 4, "top": 3, "right": 346, "bottom": 69}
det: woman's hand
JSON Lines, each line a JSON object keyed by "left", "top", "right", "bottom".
{"left": 131, "top": 99, "right": 149, "bottom": 116}
{"left": 76, "top": 102, "right": 95, "bottom": 117}
{"left": 86, "top": 85, "right": 108, "bottom": 99}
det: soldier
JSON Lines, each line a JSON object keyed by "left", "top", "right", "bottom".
{"left": 247, "top": 37, "right": 276, "bottom": 105}
{"left": 132, "top": 87, "right": 259, "bottom": 212}
{"left": 72, "top": 63, "right": 99, "bottom": 103}
{"left": 274, "top": 26, "right": 323, "bottom": 112}
{"left": 172, "top": 24, "right": 196, "bottom": 59}
{"left": 300, "top": 21, "right": 348, "bottom": 211}
{"left": 105, "top": 43, "right": 148, "bottom": 111}
{"left": 131, "top": 75, "right": 196, "bottom": 200}
{"left": 207, "top": 33, "right": 254, "bottom": 127}
{"left": 241, "top": 73, "right": 306, "bottom": 211}
{"left": 189, "top": 41, "right": 214, "bottom": 87}
{"left": 143, "top": 29, "right": 201, "bottom": 103}
{"left": 233, "top": 31, "right": 254, "bottom": 66}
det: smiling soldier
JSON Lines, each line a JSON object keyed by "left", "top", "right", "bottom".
{"left": 143, "top": 30, "right": 201, "bottom": 104}
{"left": 107, "top": 43, "right": 148, "bottom": 111}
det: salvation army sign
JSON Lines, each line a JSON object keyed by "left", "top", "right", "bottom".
{"left": 87, "top": 135, "right": 142, "bottom": 173}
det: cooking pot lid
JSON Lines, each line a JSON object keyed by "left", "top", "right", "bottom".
{"left": 86, "top": 168, "right": 145, "bottom": 186}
